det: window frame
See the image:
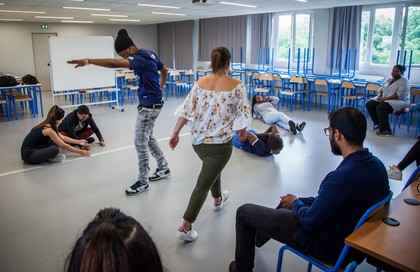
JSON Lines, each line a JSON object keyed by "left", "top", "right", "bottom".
{"left": 272, "top": 11, "right": 314, "bottom": 67}
{"left": 360, "top": 3, "right": 419, "bottom": 69}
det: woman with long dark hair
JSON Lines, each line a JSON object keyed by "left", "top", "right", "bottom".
{"left": 65, "top": 208, "right": 163, "bottom": 272}
{"left": 251, "top": 94, "right": 306, "bottom": 135}
{"left": 20, "top": 105, "right": 90, "bottom": 164}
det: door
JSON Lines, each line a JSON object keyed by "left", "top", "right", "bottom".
{"left": 32, "top": 33, "right": 57, "bottom": 91}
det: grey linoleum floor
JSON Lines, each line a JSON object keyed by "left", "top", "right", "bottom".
{"left": 0, "top": 91, "right": 417, "bottom": 272}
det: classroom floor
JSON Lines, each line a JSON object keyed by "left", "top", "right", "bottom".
{"left": 0, "top": 91, "right": 417, "bottom": 272}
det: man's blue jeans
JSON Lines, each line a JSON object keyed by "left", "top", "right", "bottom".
{"left": 134, "top": 107, "right": 168, "bottom": 185}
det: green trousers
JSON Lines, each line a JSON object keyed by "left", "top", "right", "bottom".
{"left": 183, "top": 141, "right": 233, "bottom": 223}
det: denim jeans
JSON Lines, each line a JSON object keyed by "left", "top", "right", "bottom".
{"left": 235, "top": 203, "right": 303, "bottom": 272}
{"left": 263, "top": 111, "right": 292, "bottom": 132}
{"left": 182, "top": 141, "right": 232, "bottom": 223}
{"left": 134, "top": 107, "right": 168, "bottom": 185}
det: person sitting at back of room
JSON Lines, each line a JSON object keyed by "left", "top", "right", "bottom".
{"left": 65, "top": 207, "right": 163, "bottom": 272}
{"left": 252, "top": 94, "right": 306, "bottom": 135}
{"left": 58, "top": 105, "right": 105, "bottom": 146}
{"left": 20, "top": 105, "right": 90, "bottom": 164}
{"left": 232, "top": 125, "right": 284, "bottom": 156}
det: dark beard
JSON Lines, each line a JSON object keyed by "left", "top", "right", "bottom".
{"left": 330, "top": 137, "right": 342, "bottom": 156}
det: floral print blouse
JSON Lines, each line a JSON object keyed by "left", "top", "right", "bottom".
{"left": 175, "top": 82, "right": 251, "bottom": 145}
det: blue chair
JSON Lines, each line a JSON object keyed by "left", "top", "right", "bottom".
{"left": 279, "top": 75, "right": 305, "bottom": 112}
{"left": 0, "top": 92, "right": 11, "bottom": 121}
{"left": 276, "top": 191, "right": 393, "bottom": 272}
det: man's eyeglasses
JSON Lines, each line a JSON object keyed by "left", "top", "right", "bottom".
{"left": 324, "top": 127, "right": 332, "bottom": 136}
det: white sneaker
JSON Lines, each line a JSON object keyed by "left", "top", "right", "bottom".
{"left": 214, "top": 190, "right": 229, "bottom": 211}
{"left": 176, "top": 226, "right": 198, "bottom": 242}
{"left": 387, "top": 165, "right": 402, "bottom": 180}
{"left": 48, "top": 153, "right": 66, "bottom": 162}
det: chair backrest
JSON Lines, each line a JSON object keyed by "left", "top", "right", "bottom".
{"left": 251, "top": 72, "right": 261, "bottom": 80}
{"left": 290, "top": 75, "right": 304, "bottom": 84}
{"left": 341, "top": 81, "right": 355, "bottom": 89}
{"left": 366, "top": 83, "right": 381, "bottom": 92}
{"left": 259, "top": 73, "right": 273, "bottom": 81}
{"left": 185, "top": 69, "right": 194, "bottom": 75}
{"left": 315, "top": 78, "right": 328, "bottom": 86}
{"left": 333, "top": 191, "right": 393, "bottom": 269}
{"left": 272, "top": 74, "right": 281, "bottom": 81}
{"left": 353, "top": 191, "right": 393, "bottom": 230}
{"left": 402, "top": 166, "right": 420, "bottom": 191}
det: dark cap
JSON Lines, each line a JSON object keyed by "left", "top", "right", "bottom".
{"left": 114, "top": 29, "right": 134, "bottom": 53}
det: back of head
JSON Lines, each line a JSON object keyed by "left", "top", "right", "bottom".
{"left": 65, "top": 208, "right": 163, "bottom": 272}
{"left": 32, "top": 105, "right": 64, "bottom": 132}
{"left": 267, "top": 133, "right": 284, "bottom": 152}
{"left": 328, "top": 106, "right": 366, "bottom": 146}
{"left": 210, "top": 46, "right": 231, "bottom": 73}
{"left": 114, "top": 29, "right": 135, "bottom": 53}
{"left": 77, "top": 105, "right": 90, "bottom": 115}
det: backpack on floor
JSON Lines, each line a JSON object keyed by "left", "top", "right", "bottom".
{"left": 22, "top": 74, "right": 39, "bottom": 85}
{"left": 0, "top": 75, "right": 18, "bottom": 87}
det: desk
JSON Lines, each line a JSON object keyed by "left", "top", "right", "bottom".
{"left": 345, "top": 181, "right": 420, "bottom": 272}
{"left": 0, "top": 84, "right": 43, "bottom": 118}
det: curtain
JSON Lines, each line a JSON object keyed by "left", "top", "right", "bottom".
{"left": 199, "top": 15, "right": 247, "bottom": 62}
{"left": 250, "top": 13, "right": 273, "bottom": 64}
{"left": 174, "top": 20, "right": 193, "bottom": 69}
{"left": 328, "top": 6, "right": 362, "bottom": 71}
{"left": 158, "top": 22, "right": 174, "bottom": 68}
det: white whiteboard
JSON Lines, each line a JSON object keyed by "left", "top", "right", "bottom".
{"left": 49, "top": 36, "right": 115, "bottom": 91}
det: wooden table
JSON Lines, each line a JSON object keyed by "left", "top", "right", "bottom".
{"left": 345, "top": 181, "right": 420, "bottom": 272}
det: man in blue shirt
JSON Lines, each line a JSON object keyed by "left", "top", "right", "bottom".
{"left": 232, "top": 125, "right": 283, "bottom": 157}
{"left": 67, "top": 29, "right": 170, "bottom": 196}
{"left": 229, "top": 107, "right": 390, "bottom": 272}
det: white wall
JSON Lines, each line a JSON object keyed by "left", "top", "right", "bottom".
{"left": 0, "top": 22, "right": 158, "bottom": 77}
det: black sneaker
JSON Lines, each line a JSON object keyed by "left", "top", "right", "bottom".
{"left": 288, "top": 120, "right": 297, "bottom": 135}
{"left": 373, "top": 125, "right": 380, "bottom": 131}
{"left": 297, "top": 122, "right": 306, "bottom": 133}
{"left": 376, "top": 130, "right": 393, "bottom": 137}
{"left": 125, "top": 181, "right": 149, "bottom": 196}
{"left": 86, "top": 137, "right": 95, "bottom": 143}
{"left": 149, "top": 168, "right": 171, "bottom": 181}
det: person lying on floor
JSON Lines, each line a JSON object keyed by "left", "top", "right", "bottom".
{"left": 232, "top": 125, "right": 283, "bottom": 157}
{"left": 252, "top": 94, "right": 306, "bottom": 135}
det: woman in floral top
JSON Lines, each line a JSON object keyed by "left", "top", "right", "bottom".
{"left": 169, "top": 46, "right": 251, "bottom": 241}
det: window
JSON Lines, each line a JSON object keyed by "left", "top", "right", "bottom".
{"left": 277, "top": 15, "right": 292, "bottom": 60}
{"left": 372, "top": 8, "right": 395, "bottom": 64}
{"left": 360, "top": 11, "right": 370, "bottom": 64}
{"left": 403, "top": 6, "right": 420, "bottom": 65}
{"left": 274, "top": 12, "right": 312, "bottom": 62}
{"left": 360, "top": 3, "right": 419, "bottom": 67}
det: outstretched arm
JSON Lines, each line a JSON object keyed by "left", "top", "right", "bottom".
{"left": 67, "top": 58, "right": 130, "bottom": 69}
{"left": 44, "top": 128, "right": 90, "bottom": 157}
